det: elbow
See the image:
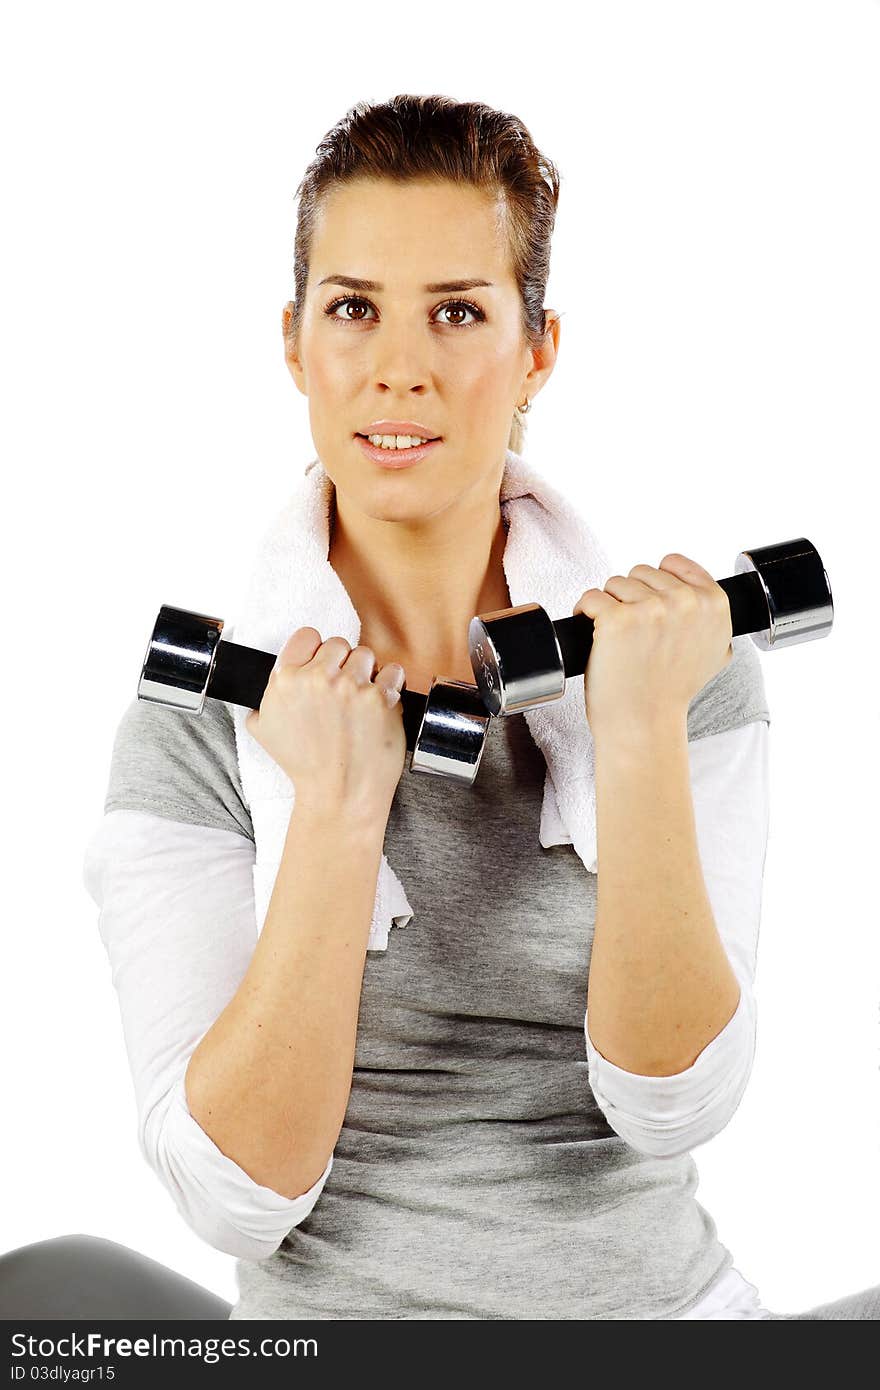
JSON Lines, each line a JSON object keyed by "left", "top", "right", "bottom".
{"left": 137, "top": 1075, "right": 332, "bottom": 1261}
{"left": 160, "top": 1190, "right": 289, "bottom": 1263}
{"left": 586, "top": 990, "right": 758, "bottom": 1159}
{"left": 599, "top": 1046, "right": 755, "bottom": 1158}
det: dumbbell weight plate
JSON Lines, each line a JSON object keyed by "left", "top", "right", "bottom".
{"left": 469, "top": 536, "right": 834, "bottom": 717}
{"left": 138, "top": 605, "right": 492, "bottom": 787}
{"left": 410, "top": 678, "right": 493, "bottom": 782}
{"left": 734, "top": 540, "right": 833, "bottom": 652}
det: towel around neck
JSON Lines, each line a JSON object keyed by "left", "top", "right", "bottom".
{"left": 230, "top": 447, "right": 612, "bottom": 950}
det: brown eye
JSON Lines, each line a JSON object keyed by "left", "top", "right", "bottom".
{"left": 435, "top": 300, "right": 483, "bottom": 327}
{"left": 323, "top": 295, "right": 484, "bottom": 328}
{"left": 325, "top": 296, "right": 376, "bottom": 322}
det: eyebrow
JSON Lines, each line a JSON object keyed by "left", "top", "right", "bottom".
{"left": 317, "top": 275, "right": 494, "bottom": 293}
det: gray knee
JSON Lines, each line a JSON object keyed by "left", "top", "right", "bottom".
{"left": 0, "top": 1234, "right": 232, "bottom": 1321}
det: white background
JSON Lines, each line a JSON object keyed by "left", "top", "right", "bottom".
{"left": 2, "top": 0, "right": 878, "bottom": 1316}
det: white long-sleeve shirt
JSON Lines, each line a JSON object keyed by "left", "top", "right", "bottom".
{"left": 83, "top": 712, "right": 771, "bottom": 1319}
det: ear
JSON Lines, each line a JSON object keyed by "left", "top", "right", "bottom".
{"left": 521, "top": 308, "right": 562, "bottom": 404}
{"left": 282, "top": 300, "right": 306, "bottom": 392}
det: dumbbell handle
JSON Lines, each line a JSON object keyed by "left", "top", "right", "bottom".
{"left": 555, "top": 570, "right": 767, "bottom": 681}
{"left": 139, "top": 607, "right": 494, "bottom": 786}
{"left": 470, "top": 537, "right": 834, "bottom": 716}
{"left": 206, "top": 638, "right": 430, "bottom": 752}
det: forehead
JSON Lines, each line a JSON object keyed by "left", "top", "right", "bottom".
{"left": 310, "top": 177, "right": 514, "bottom": 287}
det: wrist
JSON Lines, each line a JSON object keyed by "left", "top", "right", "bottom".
{"left": 591, "top": 706, "right": 689, "bottom": 759}
{"left": 289, "top": 796, "right": 390, "bottom": 844}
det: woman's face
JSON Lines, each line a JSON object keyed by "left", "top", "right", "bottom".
{"left": 283, "top": 176, "right": 557, "bottom": 519}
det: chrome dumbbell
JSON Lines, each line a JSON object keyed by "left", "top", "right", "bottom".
{"left": 468, "top": 537, "right": 834, "bottom": 717}
{"left": 138, "top": 606, "right": 492, "bottom": 787}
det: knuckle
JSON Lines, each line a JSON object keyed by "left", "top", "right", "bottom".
{"left": 677, "top": 586, "right": 699, "bottom": 611}
{"left": 306, "top": 662, "right": 333, "bottom": 688}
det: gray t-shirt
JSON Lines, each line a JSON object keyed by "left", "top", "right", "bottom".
{"left": 103, "top": 634, "right": 770, "bottom": 1319}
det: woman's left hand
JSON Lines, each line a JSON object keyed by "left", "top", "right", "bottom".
{"left": 572, "top": 553, "right": 733, "bottom": 742}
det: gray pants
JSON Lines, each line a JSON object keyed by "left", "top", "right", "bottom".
{"left": 1, "top": 1236, "right": 879, "bottom": 1319}
{"left": 0, "top": 1236, "right": 232, "bottom": 1320}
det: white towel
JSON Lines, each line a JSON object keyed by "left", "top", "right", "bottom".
{"left": 231, "top": 446, "right": 613, "bottom": 952}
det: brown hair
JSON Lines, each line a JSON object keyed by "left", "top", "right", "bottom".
{"left": 284, "top": 93, "right": 561, "bottom": 456}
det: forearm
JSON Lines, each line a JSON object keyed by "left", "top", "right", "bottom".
{"left": 586, "top": 713, "right": 741, "bottom": 1077}
{"left": 185, "top": 804, "right": 385, "bottom": 1200}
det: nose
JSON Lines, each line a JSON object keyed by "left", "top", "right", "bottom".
{"left": 374, "top": 377, "right": 428, "bottom": 400}
{"left": 370, "top": 318, "right": 431, "bottom": 396}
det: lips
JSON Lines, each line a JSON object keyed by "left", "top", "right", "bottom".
{"left": 359, "top": 418, "right": 442, "bottom": 437}
{"left": 355, "top": 432, "right": 441, "bottom": 442}
{"left": 356, "top": 435, "right": 442, "bottom": 467}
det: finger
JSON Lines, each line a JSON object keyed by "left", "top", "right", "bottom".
{"left": 658, "top": 555, "right": 731, "bottom": 633}
{"left": 341, "top": 644, "right": 380, "bottom": 684}
{"left": 376, "top": 662, "right": 406, "bottom": 706}
{"left": 626, "top": 563, "right": 682, "bottom": 594}
{"left": 657, "top": 552, "right": 717, "bottom": 588}
{"left": 603, "top": 572, "right": 662, "bottom": 602}
{"left": 311, "top": 635, "right": 354, "bottom": 671}
{"left": 377, "top": 661, "right": 406, "bottom": 691}
{"left": 573, "top": 587, "right": 621, "bottom": 618}
{"left": 277, "top": 627, "right": 323, "bottom": 669}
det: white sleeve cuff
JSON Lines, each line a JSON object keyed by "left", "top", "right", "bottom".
{"left": 147, "top": 1072, "right": 334, "bottom": 1261}
{"left": 584, "top": 975, "right": 756, "bottom": 1157}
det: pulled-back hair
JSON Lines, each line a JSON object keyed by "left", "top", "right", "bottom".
{"left": 285, "top": 93, "right": 561, "bottom": 456}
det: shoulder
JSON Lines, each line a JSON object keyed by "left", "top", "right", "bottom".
{"left": 686, "top": 633, "right": 770, "bottom": 743}
{"left": 104, "top": 694, "right": 253, "bottom": 841}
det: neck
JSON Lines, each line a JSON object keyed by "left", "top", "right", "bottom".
{"left": 327, "top": 485, "right": 511, "bottom": 669}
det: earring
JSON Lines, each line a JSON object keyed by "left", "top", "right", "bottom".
{"left": 518, "top": 396, "right": 532, "bottom": 414}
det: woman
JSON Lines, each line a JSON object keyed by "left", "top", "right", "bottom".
{"left": 58, "top": 94, "right": 877, "bottom": 1320}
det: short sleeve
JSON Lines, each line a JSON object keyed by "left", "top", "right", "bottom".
{"left": 104, "top": 692, "right": 253, "bottom": 842}
{"left": 686, "top": 632, "right": 770, "bottom": 743}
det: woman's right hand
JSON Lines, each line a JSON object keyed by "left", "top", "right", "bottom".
{"left": 244, "top": 627, "right": 408, "bottom": 823}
